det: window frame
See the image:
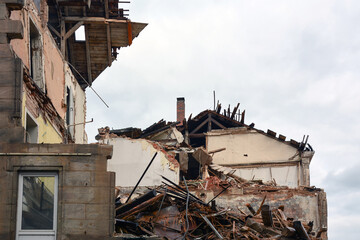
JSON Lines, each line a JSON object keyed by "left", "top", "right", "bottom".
{"left": 16, "top": 172, "right": 58, "bottom": 239}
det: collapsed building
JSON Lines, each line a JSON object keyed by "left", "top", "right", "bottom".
{"left": 0, "top": 0, "right": 327, "bottom": 238}
{"left": 0, "top": 0, "right": 146, "bottom": 239}
{"left": 97, "top": 98, "right": 328, "bottom": 239}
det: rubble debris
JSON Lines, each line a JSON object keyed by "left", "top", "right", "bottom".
{"left": 114, "top": 176, "right": 327, "bottom": 239}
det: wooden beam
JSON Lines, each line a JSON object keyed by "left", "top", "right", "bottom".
{"left": 64, "top": 21, "right": 83, "bottom": 40}
{"left": 64, "top": 16, "right": 127, "bottom": 23}
{"left": 211, "top": 117, "right": 226, "bottom": 129}
{"left": 190, "top": 117, "right": 210, "bottom": 134}
{"left": 60, "top": 19, "right": 65, "bottom": 56}
{"left": 230, "top": 103, "right": 240, "bottom": 119}
{"left": 208, "top": 114, "right": 212, "bottom": 132}
{"left": 105, "top": 0, "right": 112, "bottom": 66}
{"left": 84, "top": 24, "right": 92, "bottom": 85}
{"left": 47, "top": 24, "right": 60, "bottom": 38}
{"left": 189, "top": 133, "right": 205, "bottom": 138}
{"left": 240, "top": 110, "right": 245, "bottom": 124}
{"left": 127, "top": 20, "right": 132, "bottom": 45}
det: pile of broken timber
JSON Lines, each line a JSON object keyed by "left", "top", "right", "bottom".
{"left": 114, "top": 177, "right": 325, "bottom": 240}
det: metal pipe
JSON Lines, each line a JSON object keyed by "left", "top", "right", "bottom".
{"left": 126, "top": 152, "right": 158, "bottom": 203}
{"left": 200, "top": 214, "right": 224, "bottom": 239}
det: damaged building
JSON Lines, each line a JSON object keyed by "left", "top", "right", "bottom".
{"left": 0, "top": 0, "right": 146, "bottom": 239}
{"left": 0, "top": 0, "right": 327, "bottom": 238}
{"left": 97, "top": 98, "right": 328, "bottom": 239}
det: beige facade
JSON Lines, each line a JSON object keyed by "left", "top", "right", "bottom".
{"left": 206, "top": 128, "right": 313, "bottom": 188}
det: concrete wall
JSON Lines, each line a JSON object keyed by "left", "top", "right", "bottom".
{"left": 0, "top": 143, "right": 115, "bottom": 240}
{"left": 106, "top": 137, "right": 180, "bottom": 187}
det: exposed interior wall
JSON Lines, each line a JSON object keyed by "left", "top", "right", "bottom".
{"left": 0, "top": 143, "right": 115, "bottom": 240}
{"left": 207, "top": 129, "right": 300, "bottom": 165}
{"left": 64, "top": 64, "right": 87, "bottom": 143}
{"left": 232, "top": 165, "right": 299, "bottom": 188}
{"left": 106, "top": 137, "right": 180, "bottom": 187}
{"left": 206, "top": 129, "right": 311, "bottom": 187}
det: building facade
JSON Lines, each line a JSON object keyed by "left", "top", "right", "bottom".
{"left": 0, "top": 0, "right": 146, "bottom": 239}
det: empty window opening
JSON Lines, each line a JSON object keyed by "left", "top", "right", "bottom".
{"left": 26, "top": 113, "right": 38, "bottom": 143}
{"left": 30, "top": 20, "right": 44, "bottom": 91}
{"left": 75, "top": 25, "right": 85, "bottom": 41}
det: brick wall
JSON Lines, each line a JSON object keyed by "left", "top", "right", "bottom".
{"left": 176, "top": 97, "right": 185, "bottom": 126}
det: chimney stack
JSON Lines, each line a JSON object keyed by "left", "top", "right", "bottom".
{"left": 177, "top": 97, "right": 185, "bottom": 125}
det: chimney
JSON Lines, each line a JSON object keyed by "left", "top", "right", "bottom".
{"left": 177, "top": 97, "right": 185, "bottom": 125}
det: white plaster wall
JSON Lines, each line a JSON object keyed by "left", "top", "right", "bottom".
{"left": 232, "top": 165, "right": 299, "bottom": 188}
{"left": 64, "top": 64, "right": 87, "bottom": 143}
{"left": 107, "top": 138, "right": 179, "bottom": 187}
{"left": 207, "top": 130, "right": 299, "bottom": 165}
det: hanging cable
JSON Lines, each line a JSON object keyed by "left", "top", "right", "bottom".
{"left": 66, "top": 61, "right": 110, "bottom": 108}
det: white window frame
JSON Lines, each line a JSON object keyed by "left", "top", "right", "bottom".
{"left": 16, "top": 172, "right": 58, "bottom": 240}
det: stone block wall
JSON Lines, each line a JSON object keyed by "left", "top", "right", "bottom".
{"left": 0, "top": 1, "right": 25, "bottom": 143}
{"left": 0, "top": 143, "right": 115, "bottom": 240}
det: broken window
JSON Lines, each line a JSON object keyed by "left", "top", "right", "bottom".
{"left": 25, "top": 112, "right": 38, "bottom": 143}
{"left": 66, "top": 87, "right": 75, "bottom": 139}
{"left": 30, "top": 20, "right": 44, "bottom": 91}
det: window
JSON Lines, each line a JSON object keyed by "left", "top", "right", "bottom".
{"left": 30, "top": 20, "right": 44, "bottom": 91}
{"left": 16, "top": 172, "right": 58, "bottom": 240}
{"left": 25, "top": 112, "right": 38, "bottom": 143}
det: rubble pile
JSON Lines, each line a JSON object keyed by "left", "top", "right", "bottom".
{"left": 114, "top": 176, "right": 326, "bottom": 240}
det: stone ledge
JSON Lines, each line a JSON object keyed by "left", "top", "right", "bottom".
{"left": 0, "top": 143, "right": 113, "bottom": 158}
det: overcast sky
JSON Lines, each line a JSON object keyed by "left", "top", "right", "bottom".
{"left": 85, "top": 1, "right": 360, "bottom": 238}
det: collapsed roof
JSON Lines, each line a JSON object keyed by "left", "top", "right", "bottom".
{"left": 46, "top": 0, "right": 147, "bottom": 88}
